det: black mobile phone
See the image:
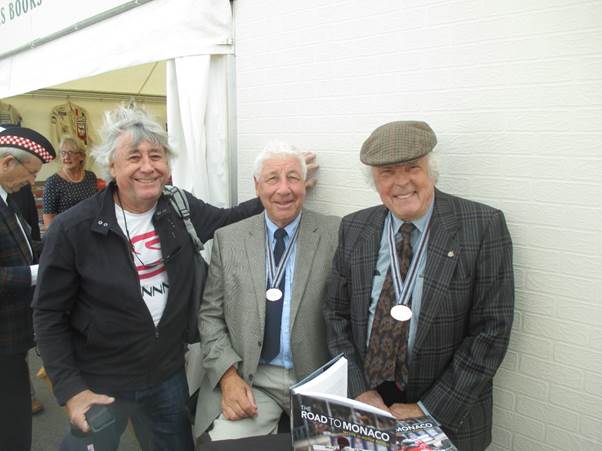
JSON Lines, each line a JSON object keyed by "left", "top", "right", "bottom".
{"left": 71, "top": 404, "right": 116, "bottom": 437}
{"left": 86, "top": 404, "right": 115, "bottom": 433}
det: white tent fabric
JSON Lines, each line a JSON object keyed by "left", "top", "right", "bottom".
{"left": 0, "top": 0, "right": 234, "bottom": 196}
{"left": 167, "top": 55, "right": 231, "bottom": 395}
{"left": 0, "top": 0, "right": 236, "bottom": 394}
{"left": 0, "top": 0, "right": 233, "bottom": 99}
{"left": 167, "top": 55, "right": 230, "bottom": 207}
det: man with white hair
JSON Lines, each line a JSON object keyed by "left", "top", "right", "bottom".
{"left": 32, "top": 107, "right": 265, "bottom": 451}
{"left": 194, "top": 142, "right": 340, "bottom": 441}
{"left": 0, "top": 126, "right": 55, "bottom": 451}
{"left": 325, "top": 121, "right": 514, "bottom": 450}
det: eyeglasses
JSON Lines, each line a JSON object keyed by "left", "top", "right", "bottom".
{"left": 60, "top": 150, "right": 82, "bottom": 157}
{"left": 14, "top": 157, "right": 39, "bottom": 178}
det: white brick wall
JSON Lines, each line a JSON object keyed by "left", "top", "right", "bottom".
{"left": 233, "top": 1, "right": 602, "bottom": 449}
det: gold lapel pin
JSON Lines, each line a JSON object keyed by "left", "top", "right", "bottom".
{"left": 447, "top": 250, "right": 455, "bottom": 258}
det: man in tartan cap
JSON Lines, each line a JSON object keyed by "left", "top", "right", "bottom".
{"left": 0, "top": 126, "right": 55, "bottom": 451}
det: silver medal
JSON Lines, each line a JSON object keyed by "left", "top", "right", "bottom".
{"left": 390, "top": 304, "right": 412, "bottom": 322}
{"left": 266, "top": 288, "right": 283, "bottom": 302}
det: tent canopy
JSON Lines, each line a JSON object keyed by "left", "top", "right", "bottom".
{"left": 0, "top": 0, "right": 236, "bottom": 396}
{"left": 49, "top": 62, "right": 167, "bottom": 97}
{"left": 0, "top": 0, "right": 236, "bottom": 208}
{"left": 0, "top": 0, "right": 232, "bottom": 99}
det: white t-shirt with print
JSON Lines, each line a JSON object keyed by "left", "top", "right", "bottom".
{"left": 115, "top": 204, "right": 168, "bottom": 326}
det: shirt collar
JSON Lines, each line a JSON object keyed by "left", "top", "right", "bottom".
{"left": 389, "top": 199, "right": 434, "bottom": 235}
{"left": 264, "top": 211, "right": 302, "bottom": 240}
{"left": 0, "top": 185, "right": 7, "bottom": 204}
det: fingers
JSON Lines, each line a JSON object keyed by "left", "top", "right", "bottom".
{"left": 303, "top": 150, "right": 319, "bottom": 189}
{"left": 221, "top": 399, "right": 247, "bottom": 421}
{"left": 355, "top": 390, "right": 390, "bottom": 413}
{"left": 91, "top": 394, "right": 115, "bottom": 406}
{"left": 389, "top": 402, "right": 423, "bottom": 420}
{"left": 221, "top": 395, "right": 256, "bottom": 420}
{"left": 220, "top": 379, "right": 258, "bottom": 420}
{"left": 305, "top": 176, "right": 318, "bottom": 189}
{"left": 242, "top": 384, "right": 258, "bottom": 417}
{"left": 71, "top": 413, "right": 91, "bottom": 434}
{"left": 66, "top": 390, "right": 115, "bottom": 433}
{"left": 302, "top": 151, "right": 316, "bottom": 165}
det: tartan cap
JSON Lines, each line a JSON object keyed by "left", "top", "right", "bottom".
{"left": 360, "top": 121, "right": 437, "bottom": 166}
{"left": 0, "top": 126, "right": 56, "bottom": 163}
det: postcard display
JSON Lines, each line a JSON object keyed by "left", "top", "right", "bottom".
{"left": 290, "top": 355, "right": 457, "bottom": 451}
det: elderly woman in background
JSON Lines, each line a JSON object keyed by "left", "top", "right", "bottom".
{"left": 42, "top": 136, "right": 97, "bottom": 227}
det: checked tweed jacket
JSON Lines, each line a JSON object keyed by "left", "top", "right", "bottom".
{"left": 324, "top": 189, "right": 514, "bottom": 451}
{"left": 0, "top": 197, "right": 39, "bottom": 355}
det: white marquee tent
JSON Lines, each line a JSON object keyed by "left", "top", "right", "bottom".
{"left": 0, "top": 0, "right": 238, "bottom": 396}
{"left": 0, "top": 0, "right": 235, "bottom": 205}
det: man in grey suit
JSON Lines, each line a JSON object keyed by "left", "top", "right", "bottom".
{"left": 324, "top": 121, "right": 514, "bottom": 450}
{"left": 195, "top": 142, "right": 340, "bottom": 441}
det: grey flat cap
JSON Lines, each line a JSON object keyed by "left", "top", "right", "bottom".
{"left": 360, "top": 121, "right": 437, "bottom": 166}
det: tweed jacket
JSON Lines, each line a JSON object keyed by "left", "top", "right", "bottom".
{"left": 0, "top": 196, "right": 39, "bottom": 355}
{"left": 324, "top": 189, "right": 514, "bottom": 451}
{"left": 194, "top": 209, "right": 340, "bottom": 438}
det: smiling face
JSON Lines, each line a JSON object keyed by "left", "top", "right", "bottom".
{"left": 371, "top": 155, "right": 435, "bottom": 221}
{"left": 60, "top": 142, "right": 84, "bottom": 170}
{"left": 109, "top": 134, "right": 170, "bottom": 213}
{"left": 254, "top": 156, "right": 306, "bottom": 228}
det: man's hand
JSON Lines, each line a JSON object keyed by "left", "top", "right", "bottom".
{"left": 302, "top": 151, "right": 319, "bottom": 189}
{"left": 355, "top": 389, "right": 390, "bottom": 413}
{"left": 65, "top": 389, "right": 114, "bottom": 433}
{"left": 219, "top": 367, "right": 257, "bottom": 420}
{"left": 389, "top": 402, "right": 424, "bottom": 420}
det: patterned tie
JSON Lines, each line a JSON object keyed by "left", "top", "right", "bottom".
{"left": 364, "top": 222, "right": 415, "bottom": 391}
{"left": 261, "top": 227, "right": 287, "bottom": 362}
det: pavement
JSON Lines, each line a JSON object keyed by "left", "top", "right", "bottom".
{"left": 29, "top": 351, "right": 140, "bottom": 451}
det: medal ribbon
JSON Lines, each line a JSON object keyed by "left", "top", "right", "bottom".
{"left": 265, "top": 216, "right": 302, "bottom": 290}
{"left": 387, "top": 213, "right": 431, "bottom": 308}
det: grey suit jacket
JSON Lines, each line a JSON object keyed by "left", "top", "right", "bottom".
{"left": 324, "top": 189, "right": 514, "bottom": 451}
{"left": 194, "top": 208, "right": 340, "bottom": 437}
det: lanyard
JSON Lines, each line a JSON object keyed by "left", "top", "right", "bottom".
{"left": 386, "top": 213, "right": 431, "bottom": 308}
{"left": 264, "top": 216, "right": 301, "bottom": 290}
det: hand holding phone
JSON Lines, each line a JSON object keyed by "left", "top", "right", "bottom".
{"left": 71, "top": 404, "right": 115, "bottom": 437}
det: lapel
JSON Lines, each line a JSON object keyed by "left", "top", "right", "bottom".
{"left": 289, "top": 210, "right": 320, "bottom": 330}
{"left": 354, "top": 207, "right": 388, "bottom": 335}
{"left": 413, "top": 189, "right": 460, "bottom": 354}
{"left": 244, "top": 214, "right": 268, "bottom": 331}
{"left": 0, "top": 196, "right": 32, "bottom": 263}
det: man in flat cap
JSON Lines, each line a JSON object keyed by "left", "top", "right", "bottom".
{"left": 0, "top": 126, "right": 55, "bottom": 451}
{"left": 324, "top": 121, "right": 514, "bottom": 450}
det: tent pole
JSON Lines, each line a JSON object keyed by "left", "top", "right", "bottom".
{"left": 226, "top": 54, "right": 238, "bottom": 207}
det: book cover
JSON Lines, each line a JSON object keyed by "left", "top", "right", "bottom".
{"left": 290, "top": 355, "right": 457, "bottom": 451}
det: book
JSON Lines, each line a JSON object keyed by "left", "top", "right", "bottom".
{"left": 290, "top": 354, "right": 457, "bottom": 451}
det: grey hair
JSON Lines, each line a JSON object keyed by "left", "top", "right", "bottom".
{"left": 363, "top": 153, "right": 440, "bottom": 188}
{"left": 59, "top": 135, "right": 86, "bottom": 167}
{"left": 59, "top": 135, "right": 83, "bottom": 153}
{"left": 253, "top": 141, "right": 307, "bottom": 180}
{"left": 0, "top": 147, "right": 37, "bottom": 163}
{"left": 91, "top": 105, "right": 175, "bottom": 180}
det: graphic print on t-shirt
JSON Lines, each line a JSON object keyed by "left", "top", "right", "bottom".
{"left": 131, "top": 230, "right": 165, "bottom": 280}
{"left": 115, "top": 204, "right": 169, "bottom": 325}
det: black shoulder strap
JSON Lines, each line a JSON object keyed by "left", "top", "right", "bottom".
{"left": 163, "top": 185, "right": 204, "bottom": 253}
